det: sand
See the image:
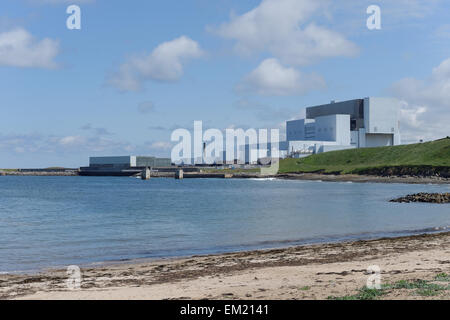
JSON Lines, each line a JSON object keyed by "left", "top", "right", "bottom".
{"left": 1, "top": 232, "right": 450, "bottom": 300}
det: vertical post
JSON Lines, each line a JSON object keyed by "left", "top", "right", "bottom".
{"left": 175, "top": 169, "right": 184, "bottom": 180}
{"left": 141, "top": 167, "right": 151, "bottom": 180}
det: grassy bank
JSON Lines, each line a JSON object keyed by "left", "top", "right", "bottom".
{"left": 279, "top": 137, "right": 450, "bottom": 176}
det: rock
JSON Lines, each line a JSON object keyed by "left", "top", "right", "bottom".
{"left": 390, "top": 192, "right": 450, "bottom": 203}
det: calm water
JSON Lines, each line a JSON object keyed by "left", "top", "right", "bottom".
{"left": 0, "top": 176, "right": 449, "bottom": 273}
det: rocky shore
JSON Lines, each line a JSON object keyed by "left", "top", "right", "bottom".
{"left": 390, "top": 193, "right": 450, "bottom": 203}
{"left": 276, "top": 173, "right": 450, "bottom": 184}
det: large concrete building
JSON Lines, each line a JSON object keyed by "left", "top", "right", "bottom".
{"left": 286, "top": 97, "right": 401, "bottom": 156}
{"left": 171, "top": 97, "right": 401, "bottom": 165}
{"left": 80, "top": 156, "right": 172, "bottom": 176}
{"left": 89, "top": 156, "right": 171, "bottom": 168}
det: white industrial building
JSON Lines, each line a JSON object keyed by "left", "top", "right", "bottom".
{"left": 286, "top": 97, "right": 401, "bottom": 156}
{"left": 171, "top": 97, "right": 402, "bottom": 165}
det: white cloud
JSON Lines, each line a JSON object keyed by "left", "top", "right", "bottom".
{"left": 109, "top": 36, "right": 204, "bottom": 92}
{"left": 80, "top": 124, "right": 112, "bottom": 136}
{"left": 149, "top": 141, "right": 172, "bottom": 150}
{"left": 0, "top": 131, "right": 175, "bottom": 161}
{"left": 212, "top": 0, "right": 358, "bottom": 66}
{"left": 237, "top": 58, "right": 325, "bottom": 96}
{"left": 376, "top": 0, "right": 443, "bottom": 19}
{"left": 391, "top": 57, "right": 450, "bottom": 142}
{"left": 0, "top": 28, "right": 59, "bottom": 68}
{"left": 59, "top": 135, "right": 85, "bottom": 146}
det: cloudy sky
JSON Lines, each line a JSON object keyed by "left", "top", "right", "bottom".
{"left": 1, "top": 0, "right": 449, "bottom": 167}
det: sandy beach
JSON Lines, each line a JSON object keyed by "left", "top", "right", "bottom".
{"left": 1, "top": 232, "right": 449, "bottom": 300}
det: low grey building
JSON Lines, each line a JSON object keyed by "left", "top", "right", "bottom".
{"left": 80, "top": 156, "right": 172, "bottom": 176}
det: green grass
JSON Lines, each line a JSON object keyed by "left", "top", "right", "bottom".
{"left": 279, "top": 137, "right": 450, "bottom": 175}
{"left": 329, "top": 276, "right": 450, "bottom": 300}
{"left": 299, "top": 286, "right": 311, "bottom": 291}
{"left": 328, "top": 287, "right": 388, "bottom": 300}
{"left": 390, "top": 279, "right": 447, "bottom": 296}
{"left": 434, "top": 273, "right": 450, "bottom": 282}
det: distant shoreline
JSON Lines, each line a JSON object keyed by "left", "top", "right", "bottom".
{"left": 0, "top": 170, "right": 78, "bottom": 176}
{"left": 1, "top": 170, "right": 449, "bottom": 184}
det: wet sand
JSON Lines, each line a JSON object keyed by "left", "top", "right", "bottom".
{"left": 1, "top": 232, "right": 450, "bottom": 300}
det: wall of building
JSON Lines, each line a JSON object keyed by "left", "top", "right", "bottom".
{"left": 89, "top": 156, "right": 134, "bottom": 167}
{"left": 286, "top": 119, "right": 306, "bottom": 141}
{"left": 89, "top": 156, "right": 170, "bottom": 168}
{"left": 364, "top": 97, "right": 399, "bottom": 135}
{"left": 314, "top": 114, "right": 350, "bottom": 145}
{"left": 350, "top": 131, "right": 358, "bottom": 146}
{"left": 153, "top": 158, "right": 172, "bottom": 167}
{"left": 335, "top": 115, "right": 351, "bottom": 145}
{"left": 135, "top": 157, "right": 155, "bottom": 167}
{"left": 284, "top": 97, "right": 403, "bottom": 155}
{"left": 304, "top": 122, "right": 315, "bottom": 139}
{"left": 306, "top": 99, "right": 364, "bottom": 123}
{"left": 135, "top": 156, "right": 171, "bottom": 167}
{"left": 289, "top": 140, "right": 340, "bottom": 154}
{"left": 317, "top": 144, "right": 356, "bottom": 153}
{"left": 314, "top": 115, "right": 335, "bottom": 142}
{"left": 365, "top": 133, "right": 394, "bottom": 147}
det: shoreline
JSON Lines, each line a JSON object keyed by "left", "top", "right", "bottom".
{"left": 274, "top": 173, "right": 450, "bottom": 184}
{"left": 2, "top": 231, "right": 450, "bottom": 300}
{"left": 2, "top": 170, "right": 449, "bottom": 184}
{"left": 4, "top": 226, "right": 447, "bottom": 275}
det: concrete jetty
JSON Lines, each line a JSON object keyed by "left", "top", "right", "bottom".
{"left": 178, "top": 172, "right": 234, "bottom": 179}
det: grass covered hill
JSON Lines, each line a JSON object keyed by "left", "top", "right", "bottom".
{"left": 279, "top": 137, "right": 450, "bottom": 177}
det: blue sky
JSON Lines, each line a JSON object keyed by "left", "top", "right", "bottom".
{"left": 1, "top": 0, "right": 449, "bottom": 167}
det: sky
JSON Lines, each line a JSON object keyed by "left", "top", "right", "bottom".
{"left": 0, "top": 0, "right": 449, "bottom": 168}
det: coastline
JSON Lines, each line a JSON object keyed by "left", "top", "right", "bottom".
{"left": 2, "top": 170, "right": 449, "bottom": 184}
{"left": 2, "top": 231, "right": 450, "bottom": 300}
{"left": 274, "top": 173, "right": 450, "bottom": 184}
{"left": 0, "top": 171, "right": 78, "bottom": 176}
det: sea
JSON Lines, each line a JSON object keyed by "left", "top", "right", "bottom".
{"left": 0, "top": 176, "right": 449, "bottom": 273}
